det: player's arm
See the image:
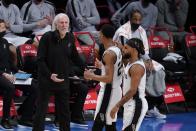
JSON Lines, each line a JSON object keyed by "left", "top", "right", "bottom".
{"left": 84, "top": 50, "right": 116, "bottom": 83}
{"left": 116, "top": 64, "right": 144, "bottom": 107}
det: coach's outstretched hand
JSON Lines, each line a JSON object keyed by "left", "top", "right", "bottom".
{"left": 50, "top": 73, "right": 64, "bottom": 83}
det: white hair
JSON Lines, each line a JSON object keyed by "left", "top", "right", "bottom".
{"left": 52, "top": 13, "right": 70, "bottom": 31}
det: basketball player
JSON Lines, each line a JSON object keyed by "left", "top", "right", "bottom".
{"left": 84, "top": 24, "right": 122, "bottom": 131}
{"left": 110, "top": 38, "right": 148, "bottom": 131}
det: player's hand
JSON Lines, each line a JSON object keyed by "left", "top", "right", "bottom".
{"left": 110, "top": 106, "right": 119, "bottom": 119}
{"left": 94, "top": 58, "right": 102, "bottom": 69}
{"left": 113, "top": 41, "right": 123, "bottom": 50}
{"left": 50, "top": 74, "right": 64, "bottom": 83}
{"left": 84, "top": 69, "right": 95, "bottom": 80}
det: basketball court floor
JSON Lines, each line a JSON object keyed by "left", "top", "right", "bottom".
{"left": 1, "top": 112, "right": 196, "bottom": 131}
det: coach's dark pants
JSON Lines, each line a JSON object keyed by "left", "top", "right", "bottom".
{"left": 70, "top": 81, "right": 88, "bottom": 120}
{"left": 33, "top": 87, "right": 70, "bottom": 131}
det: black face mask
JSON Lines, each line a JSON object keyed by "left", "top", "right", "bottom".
{"left": 36, "top": 0, "right": 43, "bottom": 3}
{"left": 0, "top": 31, "right": 6, "bottom": 38}
{"left": 142, "top": 0, "right": 150, "bottom": 6}
{"left": 131, "top": 23, "right": 140, "bottom": 32}
{"left": 3, "top": 0, "right": 13, "bottom": 7}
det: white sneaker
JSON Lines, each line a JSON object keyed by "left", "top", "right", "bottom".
{"left": 51, "top": 123, "right": 59, "bottom": 129}
{"left": 146, "top": 107, "right": 166, "bottom": 119}
{"left": 70, "top": 121, "right": 88, "bottom": 127}
{"left": 45, "top": 117, "right": 52, "bottom": 121}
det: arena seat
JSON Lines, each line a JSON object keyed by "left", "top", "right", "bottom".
{"left": 185, "top": 26, "right": 196, "bottom": 76}
{"left": 148, "top": 27, "right": 191, "bottom": 113}
{"left": 148, "top": 27, "right": 188, "bottom": 82}
{"left": 16, "top": 43, "right": 38, "bottom": 78}
{"left": 0, "top": 96, "right": 18, "bottom": 118}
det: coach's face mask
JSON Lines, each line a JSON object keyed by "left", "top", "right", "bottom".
{"left": 0, "top": 31, "right": 6, "bottom": 38}
{"left": 131, "top": 23, "right": 140, "bottom": 32}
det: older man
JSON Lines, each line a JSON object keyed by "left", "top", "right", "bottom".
{"left": 32, "top": 13, "right": 85, "bottom": 131}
